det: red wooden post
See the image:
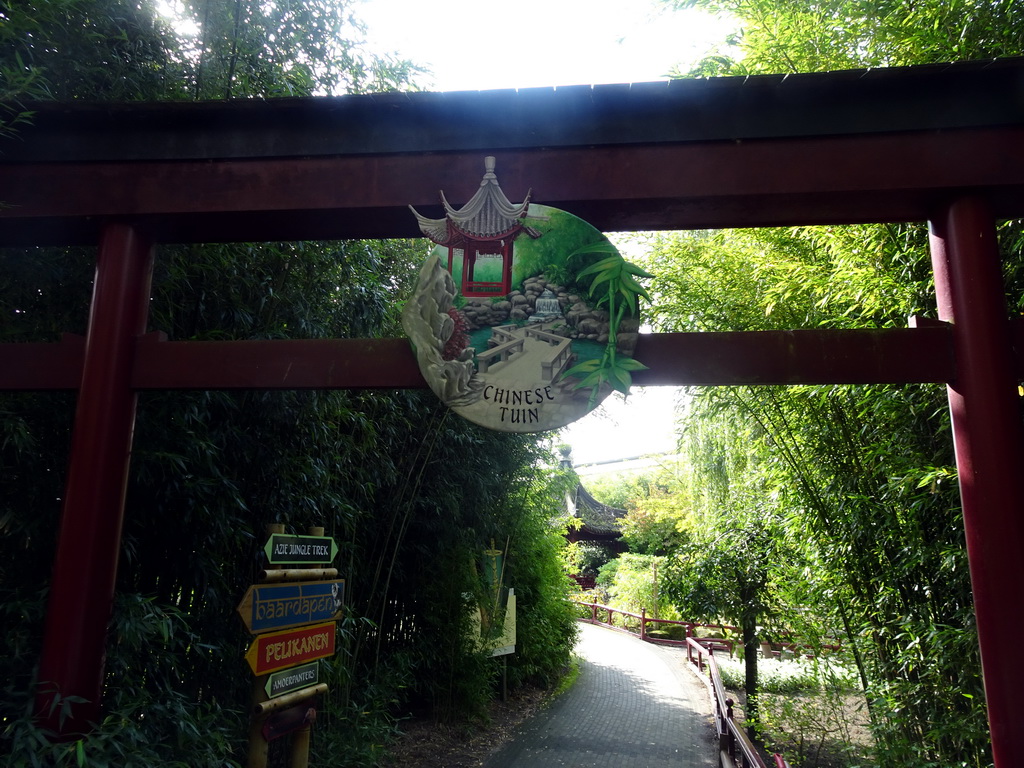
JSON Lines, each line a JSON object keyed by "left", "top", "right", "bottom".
{"left": 724, "top": 698, "right": 737, "bottom": 762}
{"left": 929, "top": 196, "right": 1024, "bottom": 768}
{"left": 36, "top": 223, "right": 155, "bottom": 735}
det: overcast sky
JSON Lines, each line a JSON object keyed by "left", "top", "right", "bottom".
{"left": 359, "top": 0, "right": 735, "bottom": 92}
{"left": 358, "top": 0, "right": 729, "bottom": 464}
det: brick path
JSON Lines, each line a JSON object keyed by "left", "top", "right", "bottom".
{"left": 483, "top": 622, "right": 718, "bottom": 768}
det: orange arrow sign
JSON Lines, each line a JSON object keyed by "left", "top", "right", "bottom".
{"left": 244, "top": 621, "right": 336, "bottom": 676}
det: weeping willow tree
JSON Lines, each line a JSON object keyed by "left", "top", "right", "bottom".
{"left": 643, "top": 2, "right": 1024, "bottom": 762}
{"left": 663, "top": 403, "right": 794, "bottom": 728}
{"left": 641, "top": 221, "right": 1006, "bottom": 764}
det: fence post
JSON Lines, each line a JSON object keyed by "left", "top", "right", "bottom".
{"left": 725, "top": 698, "right": 737, "bottom": 763}
{"left": 641, "top": 608, "right": 646, "bottom": 641}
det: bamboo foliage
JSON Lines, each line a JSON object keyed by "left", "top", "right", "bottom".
{"left": 641, "top": 220, "right": 992, "bottom": 764}
{"left": 647, "top": 2, "right": 1024, "bottom": 760}
{"left": 0, "top": 5, "right": 576, "bottom": 765}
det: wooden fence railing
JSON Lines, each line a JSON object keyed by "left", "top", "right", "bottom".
{"left": 572, "top": 599, "right": 738, "bottom": 653}
{"left": 573, "top": 600, "right": 790, "bottom": 768}
{"left": 687, "top": 637, "right": 792, "bottom": 768}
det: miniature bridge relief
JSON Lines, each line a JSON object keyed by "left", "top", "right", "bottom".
{"left": 476, "top": 321, "right": 576, "bottom": 384}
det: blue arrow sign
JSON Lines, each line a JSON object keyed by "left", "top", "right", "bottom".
{"left": 237, "top": 579, "right": 344, "bottom": 634}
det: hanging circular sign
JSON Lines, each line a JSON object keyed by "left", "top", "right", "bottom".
{"left": 402, "top": 157, "right": 650, "bottom": 433}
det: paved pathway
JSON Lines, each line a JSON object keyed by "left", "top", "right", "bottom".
{"left": 484, "top": 622, "right": 718, "bottom": 768}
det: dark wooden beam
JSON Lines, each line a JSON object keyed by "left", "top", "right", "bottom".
{"left": 1, "top": 335, "right": 85, "bottom": 389}
{"left": 10, "top": 60, "right": 1023, "bottom": 164}
{"left": 3, "top": 127, "right": 1023, "bottom": 246}
{"left": 631, "top": 325, "right": 955, "bottom": 386}
{"left": 1, "top": 324, "right": 958, "bottom": 391}
{"left": 131, "top": 334, "right": 426, "bottom": 390}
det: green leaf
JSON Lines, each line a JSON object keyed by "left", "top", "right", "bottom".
{"left": 608, "top": 365, "right": 632, "bottom": 394}
{"left": 569, "top": 242, "right": 620, "bottom": 268}
{"left": 617, "top": 284, "right": 639, "bottom": 315}
{"left": 616, "top": 357, "right": 649, "bottom": 372}
{"left": 562, "top": 359, "right": 602, "bottom": 379}
{"left": 586, "top": 268, "right": 618, "bottom": 291}
{"left": 621, "top": 272, "right": 652, "bottom": 301}
{"left": 576, "top": 254, "right": 624, "bottom": 280}
{"left": 573, "top": 370, "right": 606, "bottom": 390}
{"left": 623, "top": 262, "right": 655, "bottom": 279}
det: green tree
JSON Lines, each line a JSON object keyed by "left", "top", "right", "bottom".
{"left": 620, "top": 485, "right": 694, "bottom": 556}
{"left": 652, "top": 1, "right": 1024, "bottom": 761}
{"left": 584, "top": 458, "right": 692, "bottom": 555}
{"left": 663, "top": 398, "right": 795, "bottom": 728}
{"left": 640, "top": 223, "right": 991, "bottom": 763}
{"left": 1, "top": 4, "right": 576, "bottom": 766}
{"left": 0, "top": 0, "right": 420, "bottom": 103}
{"left": 668, "top": 0, "right": 1024, "bottom": 77}
{"left": 598, "top": 553, "right": 677, "bottom": 621}
{"left": 669, "top": 511, "right": 783, "bottom": 726}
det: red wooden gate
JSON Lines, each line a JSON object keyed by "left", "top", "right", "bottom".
{"left": 3, "top": 59, "right": 1024, "bottom": 764}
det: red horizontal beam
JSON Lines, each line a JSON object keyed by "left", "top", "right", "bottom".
{"left": 131, "top": 334, "right": 425, "bottom": 390}
{"left": 2, "top": 325, "right": 958, "bottom": 392}
{"left": 630, "top": 325, "right": 955, "bottom": 386}
{"left": 2, "top": 127, "right": 1024, "bottom": 245}
{"left": 1, "top": 334, "right": 85, "bottom": 389}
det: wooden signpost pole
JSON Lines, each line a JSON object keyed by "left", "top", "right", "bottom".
{"left": 246, "top": 524, "right": 336, "bottom": 768}
{"left": 291, "top": 526, "right": 322, "bottom": 768}
{"left": 291, "top": 724, "right": 312, "bottom": 768}
{"left": 247, "top": 523, "right": 283, "bottom": 768}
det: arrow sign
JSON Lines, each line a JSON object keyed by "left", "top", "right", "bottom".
{"left": 265, "top": 661, "right": 320, "bottom": 699}
{"left": 245, "top": 622, "right": 336, "bottom": 676}
{"left": 237, "top": 579, "right": 344, "bottom": 634}
{"left": 264, "top": 533, "right": 338, "bottom": 565}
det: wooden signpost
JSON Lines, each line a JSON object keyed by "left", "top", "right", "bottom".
{"left": 242, "top": 524, "right": 342, "bottom": 768}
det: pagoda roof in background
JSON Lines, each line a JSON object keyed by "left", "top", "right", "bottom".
{"left": 568, "top": 483, "right": 627, "bottom": 538}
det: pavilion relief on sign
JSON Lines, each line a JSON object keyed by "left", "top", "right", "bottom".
{"left": 403, "top": 157, "right": 646, "bottom": 432}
